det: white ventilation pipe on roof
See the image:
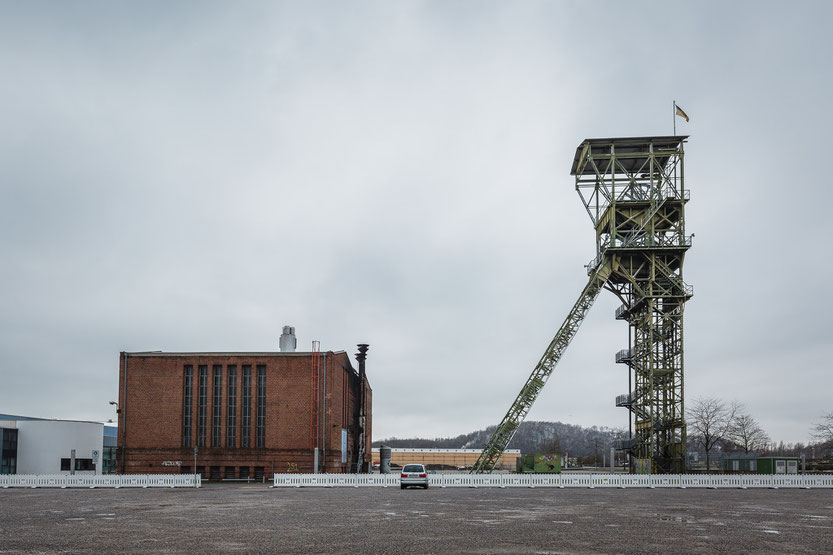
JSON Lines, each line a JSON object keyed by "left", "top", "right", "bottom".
{"left": 279, "top": 326, "right": 297, "bottom": 352}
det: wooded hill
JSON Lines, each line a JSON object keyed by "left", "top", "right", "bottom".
{"left": 373, "top": 420, "right": 627, "bottom": 459}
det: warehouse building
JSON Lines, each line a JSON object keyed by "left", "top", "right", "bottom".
{"left": 0, "top": 415, "right": 104, "bottom": 475}
{"left": 117, "top": 330, "right": 372, "bottom": 478}
{"left": 371, "top": 447, "right": 522, "bottom": 471}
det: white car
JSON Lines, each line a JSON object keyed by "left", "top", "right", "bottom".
{"left": 400, "top": 463, "right": 429, "bottom": 489}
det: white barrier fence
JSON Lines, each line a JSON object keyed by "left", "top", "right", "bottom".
{"left": 0, "top": 474, "right": 201, "bottom": 489}
{"left": 272, "top": 473, "right": 833, "bottom": 489}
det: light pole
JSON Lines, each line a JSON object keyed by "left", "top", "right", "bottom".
{"left": 109, "top": 401, "right": 119, "bottom": 474}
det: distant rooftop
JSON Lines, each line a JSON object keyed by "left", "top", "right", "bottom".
{"left": 0, "top": 413, "right": 45, "bottom": 421}
{"left": 371, "top": 448, "right": 522, "bottom": 454}
{"left": 0, "top": 413, "right": 103, "bottom": 425}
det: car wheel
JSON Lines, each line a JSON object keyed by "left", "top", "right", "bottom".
{"left": 400, "top": 484, "right": 405, "bottom": 489}
{"left": 423, "top": 484, "right": 429, "bottom": 489}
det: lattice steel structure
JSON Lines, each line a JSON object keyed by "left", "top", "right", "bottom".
{"left": 473, "top": 135, "right": 692, "bottom": 475}
{"left": 573, "top": 136, "right": 692, "bottom": 473}
{"left": 472, "top": 262, "right": 612, "bottom": 473}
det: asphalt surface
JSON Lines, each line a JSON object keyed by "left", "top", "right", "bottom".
{"left": 1, "top": 484, "right": 832, "bottom": 553}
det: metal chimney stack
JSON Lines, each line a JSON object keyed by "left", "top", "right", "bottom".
{"left": 353, "top": 344, "right": 369, "bottom": 473}
{"left": 279, "top": 326, "right": 297, "bottom": 352}
{"left": 355, "top": 344, "right": 369, "bottom": 381}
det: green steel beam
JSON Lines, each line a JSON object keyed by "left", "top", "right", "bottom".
{"left": 471, "top": 261, "right": 612, "bottom": 474}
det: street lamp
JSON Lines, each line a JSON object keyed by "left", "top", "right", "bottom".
{"left": 109, "top": 401, "right": 120, "bottom": 474}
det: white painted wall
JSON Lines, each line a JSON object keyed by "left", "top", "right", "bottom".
{"left": 0, "top": 420, "right": 104, "bottom": 475}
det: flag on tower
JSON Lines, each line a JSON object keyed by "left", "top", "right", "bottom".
{"left": 675, "top": 103, "right": 690, "bottom": 122}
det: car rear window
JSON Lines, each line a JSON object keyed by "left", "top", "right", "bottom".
{"left": 402, "top": 464, "right": 424, "bottom": 472}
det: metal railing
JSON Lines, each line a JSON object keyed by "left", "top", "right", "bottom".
{"left": 0, "top": 474, "right": 201, "bottom": 488}
{"left": 615, "top": 349, "right": 633, "bottom": 363}
{"left": 585, "top": 252, "right": 604, "bottom": 275}
{"left": 605, "top": 234, "right": 693, "bottom": 250}
{"left": 662, "top": 186, "right": 690, "bottom": 201}
{"left": 586, "top": 233, "right": 694, "bottom": 277}
{"left": 271, "top": 473, "right": 833, "bottom": 489}
{"left": 611, "top": 185, "right": 689, "bottom": 204}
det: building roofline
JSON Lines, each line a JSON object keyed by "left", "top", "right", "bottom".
{"left": 123, "top": 350, "right": 348, "bottom": 357}
{"left": 0, "top": 415, "right": 104, "bottom": 426}
{"left": 121, "top": 350, "right": 365, "bottom": 382}
{"left": 0, "top": 413, "right": 46, "bottom": 421}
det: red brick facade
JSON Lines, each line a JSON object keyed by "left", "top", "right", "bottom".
{"left": 117, "top": 350, "right": 372, "bottom": 477}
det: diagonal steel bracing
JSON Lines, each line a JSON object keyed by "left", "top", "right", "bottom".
{"left": 472, "top": 262, "right": 612, "bottom": 473}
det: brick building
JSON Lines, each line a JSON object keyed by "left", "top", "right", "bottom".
{"left": 116, "top": 343, "right": 372, "bottom": 478}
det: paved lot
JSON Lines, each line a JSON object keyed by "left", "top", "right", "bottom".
{"left": 1, "top": 484, "right": 832, "bottom": 553}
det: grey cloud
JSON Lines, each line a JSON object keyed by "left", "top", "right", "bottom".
{"left": 1, "top": 1, "right": 831, "bottom": 444}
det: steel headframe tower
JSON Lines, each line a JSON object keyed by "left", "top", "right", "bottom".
{"left": 472, "top": 135, "right": 692, "bottom": 475}
{"left": 573, "top": 136, "right": 692, "bottom": 474}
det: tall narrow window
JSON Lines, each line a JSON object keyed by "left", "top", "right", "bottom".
{"left": 212, "top": 365, "right": 222, "bottom": 447}
{"left": 241, "top": 365, "right": 251, "bottom": 448}
{"left": 183, "top": 365, "right": 193, "bottom": 447}
{"left": 226, "top": 365, "right": 237, "bottom": 448}
{"left": 198, "top": 365, "right": 208, "bottom": 447}
{"left": 256, "top": 365, "right": 266, "bottom": 448}
{"left": 1, "top": 429, "right": 18, "bottom": 474}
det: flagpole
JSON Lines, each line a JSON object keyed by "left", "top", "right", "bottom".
{"left": 673, "top": 100, "right": 676, "bottom": 136}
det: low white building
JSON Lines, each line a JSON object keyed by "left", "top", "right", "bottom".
{"left": 0, "top": 418, "right": 104, "bottom": 475}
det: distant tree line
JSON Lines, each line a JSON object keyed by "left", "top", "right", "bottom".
{"left": 373, "top": 408, "right": 833, "bottom": 470}
{"left": 374, "top": 420, "right": 627, "bottom": 463}
{"left": 687, "top": 397, "right": 833, "bottom": 471}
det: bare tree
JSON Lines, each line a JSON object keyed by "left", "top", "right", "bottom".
{"left": 812, "top": 411, "right": 833, "bottom": 446}
{"left": 727, "top": 410, "right": 769, "bottom": 454}
{"left": 687, "top": 397, "right": 736, "bottom": 471}
{"left": 539, "top": 435, "right": 562, "bottom": 454}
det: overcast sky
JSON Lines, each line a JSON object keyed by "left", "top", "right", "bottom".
{"left": 1, "top": 1, "right": 831, "bottom": 445}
